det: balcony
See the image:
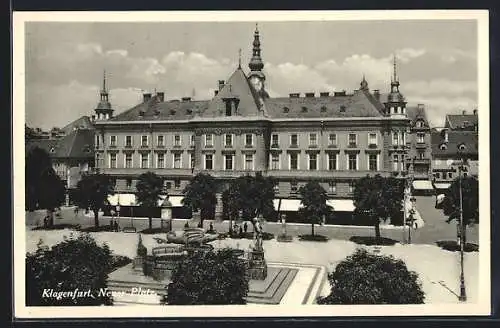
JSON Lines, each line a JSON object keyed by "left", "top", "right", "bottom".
{"left": 155, "top": 144, "right": 165, "bottom": 149}
{"left": 108, "top": 144, "right": 117, "bottom": 149}
{"left": 416, "top": 142, "right": 427, "bottom": 149}
{"left": 271, "top": 143, "right": 280, "bottom": 149}
{"left": 412, "top": 157, "right": 431, "bottom": 164}
{"left": 289, "top": 144, "right": 299, "bottom": 149}
{"left": 348, "top": 143, "right": 357, "bottom": 148}
{"left": 308, "top": 144, "right": 318, "bottom": 148}
{"left": 327, "top": 144, "right": 338, "bottom": 148}
{"left": 124, "top": 144, "right": 133, "bottom": 149}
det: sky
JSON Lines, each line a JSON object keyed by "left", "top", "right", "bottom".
{"left": 24, "top": 20, "right": 478, "bottom": 129}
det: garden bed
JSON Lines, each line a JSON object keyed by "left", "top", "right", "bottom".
{"left": 32, "top": 224, "right": 81, "bottom": 231}
{"left": 229, "top": 231, "right": 275, "bottom": 240}
{"left": 79, "top": 225, "right": 116, "bottom": 232}
{"left": 435, "top": 240, "right": 479, "bottom": 252}
{"left": 140, "top": 227, "right": 172, "bottom": 234}
{"left": 349, "top": 236, "right": 398, "bottom": 246}
{"left": 298, "top": 234, "right": 329, "bottom": 242}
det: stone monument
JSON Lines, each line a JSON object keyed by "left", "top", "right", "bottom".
{"left": 248, "top": 214, "right": 267, "bottom": 280}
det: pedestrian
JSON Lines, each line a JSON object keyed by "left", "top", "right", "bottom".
{"left": 243, "top": 221, "right": 248, "bottom": 233}
{"left": 209, "top": 222, "right": 214, "bottom": 232}
{"left": 115, "top": 220, "right": 120, "bottom": 232}
{"left": 239, "top": 226, "right": 243, "bottom": 236}
{"left": 184, "top": 221, "right": 189, "bottom": 228}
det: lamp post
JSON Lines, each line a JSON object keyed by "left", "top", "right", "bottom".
{"left": 457, "top": 153, "right": 467, "bottom": 302}
{"left": 130, "top": 200, "right": 134, "bottom": 228}
{"left": 408, "top": 196, "right": 416, "bottom": 244}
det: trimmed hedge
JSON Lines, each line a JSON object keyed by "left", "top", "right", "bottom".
{"left": 349, "top": 236, "right": 398, "bottom": 246}
{"left": 32, "top": 224, "right": 81, "bottom": 231}
{"left": 299, "top": 234, "right": 329, "bottom": 242}
{"left": 436, "top": 240, "right": 479, "bottom": 252}
{"left": 229, "top": 231, "right": 275, "bottom": 240}
{"left": 140, "top": 227, "right": 171, "bottom": 234}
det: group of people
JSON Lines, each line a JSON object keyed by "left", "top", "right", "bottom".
{"left": 109, "top": 219, "right": 120, "bottom": 232}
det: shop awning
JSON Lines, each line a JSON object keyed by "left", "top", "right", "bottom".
{"left": 158, "top": 195, "right": 185, "bottom": 207}
{"left": 412, "top": 180, "right": 434, "bottom": 190}
{"left": 108, "top": 193, "right": 137, "bottom": 206}
{"left": 434, "top": 183, "right": 451, "bottom": 190}
{"left": 274, "top": 199, "right": 302, "bottom": 211}
{"left": 326, "top": 199, "right": 356, "bottom": 212}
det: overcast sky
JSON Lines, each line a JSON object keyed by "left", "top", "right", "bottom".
{"left": 25, "top": 20, "right": 478, "bottom": 129}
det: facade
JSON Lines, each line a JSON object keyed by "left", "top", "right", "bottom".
{"left": 93, "top": 26, "right": 412, "bottom": 221}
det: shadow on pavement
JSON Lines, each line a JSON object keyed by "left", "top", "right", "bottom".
{"left": 435, "top": 240, "right": 479, "bottom": 252}
{"left": 349, "top": 236, "right": 399, "bottom": 246}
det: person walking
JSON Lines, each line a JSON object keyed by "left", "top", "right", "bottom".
{"left": 243, "top": 221, "right": 248, "bottom": 233}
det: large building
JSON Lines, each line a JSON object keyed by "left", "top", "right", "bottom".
{"left": 93, "top": 26, "right": 414, "bottom": 222}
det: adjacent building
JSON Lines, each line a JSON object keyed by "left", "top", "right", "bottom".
{"left": 93, "top": 26, "right": 415, "bottom": 223}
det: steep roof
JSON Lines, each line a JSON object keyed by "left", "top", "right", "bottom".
{"left": 61, "top": 115, "right": 94, "bottom": 135}
{"left": 265, "top": 89, "right": 384, "bottom": 119}
{"left": 109, "top": 95, "right": 208, "bottom": 122}
{"left": 431, "top": 130, "right": 478, "bottom": 157}
{"left": 445, "top": 114, "right": 478, "bottom": 130}
{"left": 26, "top": 128, "right": 94, "bottom": 159}
{"left": 202, "top": 67, "right": 264, "bottom": 118}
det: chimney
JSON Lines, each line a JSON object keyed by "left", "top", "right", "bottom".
{"left": 462, "top": 110, "right": 467, "bottom": 115}
{"left": 473, "top": 109, "right": 478, "bottom": 115}
{"left": 214, "top": 90, "right": 219, "bottom": 96}
{"left": 373, "top": 89, "right": 380, "bottom": 101}
{"left": 289, "top": 93, "right": 300, "bottom": 98}
{"left": 91, "top": 115, "right": 96, "bottom": 122}
{"left": 218, "top": 80, "right": 225, "bottom": 91}
{"left": 181, "top": 97, "right": 191, "bottom": 102}
{"left": 157, "top": 92, "right": 165, "bottom": 102}
{"left": 143, "top": 93, "right": 152, "bottom": 102}
{"left": 305, "top": 92, "right": 315, "bottom": 98}
{"left": 442, "top": 129, "right": 449, "bottom": 142}
{"left": 320, "top": 92, "right": 330, "bottom": 97}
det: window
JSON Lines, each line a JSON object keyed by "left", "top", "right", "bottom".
{"left": 458, "top": 144, "right": 466, "bottom": 151}
{"left": 205, "top": 154, "right": 213, "bottom": 170}
{"left": 309, "top": 133, "right": 317, "bottom": 147}
{"left": 157, "top": 153, "right": 165, "bottom": 168}
{"left": 174, "top": 178, "right": 181, "bottom": 189}
{"left": 157, "top": 135, "right": 164, "bottom": 147}
{"left": 173, "top": 153, "right": 181, "bottom": 169}
{"left": 174, "top": 135, "right": 181, "bottom": 147}
{"left": 348, "top": 134, "right": 357, "bottom": 147}
{"left": 393, "top": 154, "right": 399, "bottom": 171}
{"left": 417, "top": 133, "right": 425, "bottom": 143}
{"left": 349, "top": 182, "right": 355, "bottom": 193}
{"left": 369, "top": 154, "right": 378, "bottom": 171}
{"left": 273, "top": 182, "right": 279, "bottom": 193}
{"left": 225, "top": 101, "right": 232, "bottom": 116}
{"left": 96, "top": 153, "right": 103, "bottom": 168}
{"left": 141, "top": 153, "right": 149, "bottom": 168}
{"left": 290, "top": 134, "right": 298, "bottom": 147}
{"left": 416, "top": 121, "right": 424, "bottom": 128}
{"left": 244, "top": 154, "right": 254, "bottom": 170}
{"left": 109, "top": 153, "right": 117, "bottom": 168}
{"left": 110, "top": 135, "right": 117, "bottom": 147}
{"left": 189, "top": 153, "right": 194, "bottom": 169}
{"left": 402, "top": 132, "right": 406, "bottom": 145}
{"left": 368, "top": 133, "right": 377, "bottom": 146}
{"left": 321, "top": 106, "right": 327, "bottom": 112}
{"left": 348, "top": 153, "right": 357, "bottom": 170}
{"left": 225, "top": 134, "right": 233, "bottom": 147}
{"left": 95, "top": 135, "right": 100, "bottom": 148}
{"left": 448, "top": 172, "right": 453, "bottom": 179}
{"left": 440, "top": 144, "right": 448, "bottom": 150}
{"left": 125, "top": 153, "right": 132, "bottom": 168}
{"left": 290, "top": 181, "right": 298, "bottom": 193}
{"left": 290, "top": 153, "right": 298, "bottom": 170}
{"left": 165, "top": 181, "right": 172, "bottom": 190}
{"left": 328, "top": 181, "right": 337, "bottom": 194}
{"left": 190, "top": 135, "right": 195, "bottom": 146}
{"left": 205, "top": 134, "right": 213, "bottom": 147}
{"left": 224, "top": 154, "right": 234, "bottom": 170}
{"left": 328, "top": 153, "right": 337, "bottom": 170}
{"left": 125, "top": 135, "right": 132, "bottom": 147}
{"left": 126, "top": 179, "right": 132, "bottom": 189}
{"left": 141, "top": 135, "right": 148, "bottom": 147}
{"left": 308, "top": 153, "right": 317, "bottom": 170}
{"left": 271, "top": 134, "right": 279, "bottom": 147}
{"left": 328, "top": 133, "right": 337, "bottom": 146}
{"left": 271, "top": 153, "right": 280, "bottom": 170}
{"left": 418, "top": 151, "right": 425, "bottom": 159}
{"left": 392, "top": 131, "right": 399, "bottom": 146}
{"left": 245, "top": 134, "right": 253, "bottom": 147}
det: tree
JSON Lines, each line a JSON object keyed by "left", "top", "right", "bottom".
{"left": 252, "top": 172, "right": 276, "bottom": 219}
{"left": 136, "top": 172, "right": 164, "bottom": 230}
{"left": 37, "top": 168, "right": 66, "bottom": 227}
{"left": 166, "top": 248, "right": 249, "bottom": 305}
{"left": 298, "top": 181, "right": 332, "bottom": 236}
{"left": 25, "top": 146, "right": 53, "bottom": 211}
{"left": 318, "top": 248, "right": 425, "bottom": 304}
{"left": 353, "top": 175, "right": 405, "bottom": 239}
{"left": 182, "top": 173, "right": 217, "bottom": 228}
{"left": 26, "top": 233, "right": 114, "bottom": 306}
{"left": 440, "top": 175, "right": 479, "bottom": 245}
{"left": 74, "top": 173, "right": 114, "bottom": 227}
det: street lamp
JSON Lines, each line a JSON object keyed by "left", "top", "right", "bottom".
{"left": 407, "top": 196, "right": 416, "bottom": 244}
{"left": 457, "top": 151, "right": 467, "bottom": 302}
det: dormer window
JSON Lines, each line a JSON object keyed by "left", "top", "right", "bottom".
{"left": 458, "top": 144, "right": 466, "bottom": 151}
{"left": 186, "top": 108, "right": 193, "bottom": 115}
{"left": 340, "top": 105, "right": 346, "bottom": 113}
{"left": 440, "top": 144, "right": 448, "bottom": 150}
{"left": 416, "top": 120, "right": 424, "bottom": 128}
{"left": 283, "top": 106, "right": 290, "bottom": 113}
{"left": 301, "top": 106, "right": 308, "bottom": 113}
{"left": 50, "top": 147, "right": 55, "bottom": 153}
{"left": 320, "top": 106, "right": 327, "bottom": 112}
{"left": 170, "top": 109, "right": 176, "bottom": 115}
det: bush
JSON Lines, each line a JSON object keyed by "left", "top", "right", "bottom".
{"left": 277, "top": 234, "right": 294, "bottom": 242}
{"left": 32, "top": 224, "right": 81, "bottom": 231}
{"left": 435, "top": 240, "right": 479, "bottom": 252}
{"left": 79, "top": 224, "right": 114, "bottom": 232}
{"left": 230, "top": 231, "right": 275, "bottom": 240}
{"left": 26, "top": 234, "right": 114, "bottom": 306}
{"left": 349, "top": 236, "right": 398, "bottom": 246}
{"left": 108, "top": 255, "right": 132, "bottom": 273}
{"left": 165, "top": 248, "right": 249, "bottom": 305}
{"left": 299, "top": 234, "right": 329, "bottom": 242}
{"left": 318, "top": 249, "right": 425, "bottom": 304}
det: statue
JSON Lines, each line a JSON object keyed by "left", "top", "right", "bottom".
{"left": 251, "top": 214, "right": 264, "bottom": 251}
{"left": 248, "top": 213, "right": 267, "bottom": 279}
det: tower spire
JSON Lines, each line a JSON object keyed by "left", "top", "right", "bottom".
{"left": 248, "top": 23, "right": 264, "bottom": 72}
{"left": 392, "top": 54, "right": 398, "bottom": 83}
{"left": 102, "top": 69, "right": 107, "bottom": 92}
{"left": 238, "top": 48, "right": 242, "bottom": 69}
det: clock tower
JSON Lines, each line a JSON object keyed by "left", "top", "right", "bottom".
{"left": 248, "top": 24, "right": 269, "bottom": 98}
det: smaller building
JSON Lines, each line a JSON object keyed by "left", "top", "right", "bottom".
{"left": 430, "top": 128, "right": 478, "bottom": 193}
{"left": 444, "top": 110, "right": 478, "bottom": 132}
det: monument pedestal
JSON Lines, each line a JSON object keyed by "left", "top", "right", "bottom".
{"left": 132, "top": 256, "right": 144, "bottom": 272}
{"left": 248, "top": 249, "right": 268, "bottom": 280}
